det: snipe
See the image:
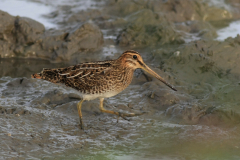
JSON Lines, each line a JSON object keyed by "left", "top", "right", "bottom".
{"left": 31, "top": 50, "right": 177, "bottom": 129}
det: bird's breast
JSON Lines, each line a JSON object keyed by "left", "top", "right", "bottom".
{"left": 79, "top": 68, "right": 135, "bottom": 100}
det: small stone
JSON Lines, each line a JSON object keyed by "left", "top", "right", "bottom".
{"left": 173, "top": 51, "right": 180, "bottom": 56}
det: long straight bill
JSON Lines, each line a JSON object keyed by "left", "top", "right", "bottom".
{"left": 142, "top": 64, "right": 177, "bottom": 91}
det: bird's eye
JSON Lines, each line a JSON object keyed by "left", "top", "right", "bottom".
{"left": 133, "top": 55, "right": 137, "bottom": 59}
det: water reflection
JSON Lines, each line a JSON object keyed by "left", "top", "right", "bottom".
{"left": 0, "top": 58, "right": 65, "bottom": 78}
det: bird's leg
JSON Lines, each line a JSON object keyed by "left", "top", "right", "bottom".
{"left": 77, "top": 99, "right": 85, "bottom": 130}
{"left": 99, "top": 98, "right": 145, "bottom": 120}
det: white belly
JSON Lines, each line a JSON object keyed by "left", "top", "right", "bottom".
{"left": 80, "top": 90, "right": 120, "bottom": 101}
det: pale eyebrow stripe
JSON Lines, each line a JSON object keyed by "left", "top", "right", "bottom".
{"left": 125, "top": 60, "right": 136, "bottom": 66}
{"left": 126, "top": 58, "right": 136, "bottom": 61}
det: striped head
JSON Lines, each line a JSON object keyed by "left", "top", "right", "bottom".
{"left": 118, "top": 50, "right": 144, "bottom": 69}
{"left": 118, "top": 50, "right": 177, "bottom": 91}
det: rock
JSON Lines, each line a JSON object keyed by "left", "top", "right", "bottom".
{"left": 0, "top": 11, "right": 15, "bottom": 58}
{"left": 176, "top": 21, "right": 217, "bottom": 40}
{"left": 0, "top": 10, "right": 103, "bottom": 61}
{"left": 104, "top": 0, "right": 233, "bottom": 44}
{"left": 117, "top": 9, "right": 184, "bottom": 46}
{"left": 29, "top": 22, "right": 104, "bottom": 61}
{"left": 152, "top": 35, "right": 240, "bottom": 87}
{"left": 67, "top": 9, "right": 104, "bottom": 24}
{"left": 66, "top": 23, "right": 104, "bottom": 52}
{"left": 105, "top": 0, "right": 234, "bottom": 22}
{"left": 0, "top": 10, "right": 15, "bottom": 42}
{"left": 126, "top": 9, "right": 160, "bottom": 25}
{"left": 106, "top": 0, "right": 145, "bottom": 17}
{"left": 13, "top": 16, "right": 45, "bottom": 45}
{"left": 148, "top": 0, "right": 232, "bottom": 22}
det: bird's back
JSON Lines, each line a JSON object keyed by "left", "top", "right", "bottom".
{"left": 31, "top": 60, "right": 135, "bottom": 100}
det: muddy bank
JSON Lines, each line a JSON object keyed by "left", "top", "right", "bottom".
{"left": 0, "top": 56, "right": 240, "bottom": 159}
{"left": 151, "top": 35, "right": 240, "bottom": 126}
{"left": 1, "top": 0, "right": 240, "bottom": 159}
{"left": 0, "top": 76, "right": 174, "bottom": 159}
{"left": 1, "top": 36, "right": 240, "bottom": 159}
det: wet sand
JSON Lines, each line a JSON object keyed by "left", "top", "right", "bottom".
{"left": 0, "top": 0, "right": 240, "bottom": 159}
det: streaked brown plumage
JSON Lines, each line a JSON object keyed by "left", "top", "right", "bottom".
{"left": 32, "top": 50, "right": 177, "bottom": 130}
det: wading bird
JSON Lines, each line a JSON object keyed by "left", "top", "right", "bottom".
{"left": 32, "top": 50, "right": 177, "bottom": 129}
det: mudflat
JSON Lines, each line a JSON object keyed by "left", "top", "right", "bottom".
{"left": 0, "top": 0, "right": 240, "bottom": 159}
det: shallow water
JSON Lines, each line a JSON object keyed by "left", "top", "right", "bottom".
{"left": 0, "top": 0, "right": 240, "bottom": 160}
{"left": 217, "top": 20, "right": 240, "bottom": 41}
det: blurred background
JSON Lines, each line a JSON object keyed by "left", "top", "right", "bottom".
{"left": 0, "top": 0, "right": 240, "bottom": 159}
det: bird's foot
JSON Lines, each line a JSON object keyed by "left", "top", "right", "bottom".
{"left": 117, "top": 111, "right": 147, "bottom": 121}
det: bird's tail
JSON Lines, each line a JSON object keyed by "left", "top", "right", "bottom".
{"left": 31, "top": 73, "right": 42, "bottom": 79}
{"left": 31, "top": 69, "right": 60, "bottom": 83}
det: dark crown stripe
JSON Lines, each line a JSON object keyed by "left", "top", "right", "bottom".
{"left": 123, "top": 50, "right": 139, "bottom": 55}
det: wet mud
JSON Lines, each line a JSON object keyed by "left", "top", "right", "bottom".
{"left": 1, "top": 0, "right": 240, "bottom": 159}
